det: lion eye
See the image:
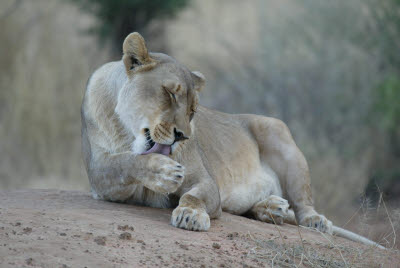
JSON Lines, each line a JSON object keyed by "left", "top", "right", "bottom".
{"left": 162, "top": 86, "right": 176, "bottom": 103}
{"left": 170, "top": 93, "right": 176, "bottom": 102}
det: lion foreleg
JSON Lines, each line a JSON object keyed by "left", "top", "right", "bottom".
{"left": 88, "top": 152, "right": 184, "bottom": 201}
{"left": 171, "top": 175, "right": 221, "bottom": 231}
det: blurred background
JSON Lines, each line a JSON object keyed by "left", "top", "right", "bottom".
{"left": 1, "top": 0, "right": 399, "bottom": 247}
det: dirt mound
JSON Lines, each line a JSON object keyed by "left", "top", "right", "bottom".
{"left": 0, "top": 190, "right": 398, "bottom": 267}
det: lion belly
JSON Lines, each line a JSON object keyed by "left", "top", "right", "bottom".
{"left": 218, "top": 161, "right": 283, "bottom": 215}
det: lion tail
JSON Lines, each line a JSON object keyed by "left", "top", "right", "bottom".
{"left": 332, "top": 226, "right": 385, "bottom": 249}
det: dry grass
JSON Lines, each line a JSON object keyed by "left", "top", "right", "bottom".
{"left": 245, "top": 233, "right": 391, "bottom": 268}
{"left": 245, "top": 223, "right": 399, "bottom": 268}
{"left": 346, "top": 194, "right": 399, "bottom": 250}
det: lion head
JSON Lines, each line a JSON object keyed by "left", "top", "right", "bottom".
{"left": 115, "top": 32, "right": 205, "bottom": 156}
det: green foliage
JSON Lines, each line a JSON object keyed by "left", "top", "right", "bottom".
{"left": 366, "top": 0, "right": 400, "bottom": 69}
{"left": 366, "top": 167, "right": 400, "bottom": 205}
{"left": 70, "top": 0, "right": 190, "bottom": 52}
{"left": 364, "top": 0, "right": 400, "bottom": 202}
{"left": 374, "top": 76, "right": 400, "bottom": 133}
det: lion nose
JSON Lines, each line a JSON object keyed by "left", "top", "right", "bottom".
{"left": 174, "top": 128, "right": 188, "bottom": 142}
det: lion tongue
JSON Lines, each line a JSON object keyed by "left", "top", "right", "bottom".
{"left": 141, "top": 143, "right": 171, "bottom": 156}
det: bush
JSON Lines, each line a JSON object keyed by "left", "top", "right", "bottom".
{"left": 70, "top": 0, "right": 190, "bottom": 53}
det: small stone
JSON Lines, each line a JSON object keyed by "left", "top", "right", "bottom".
{"left": 212, "top": 243, "right": 221, "bottom": 249}
{"left": 118, "top": 225, "right": 134, "bottom": 231}
{"left": 227, "top": 232, "right": 239, "bottom": 240}
{"left": 119, "top": 232, "right": 132, "bottom": 240}
{"left": 25, "top": 258, "right": 33, "bottom": 265}
{"left": 23, "top": 227, "right": 32, "bottom": 234}
{"left": 94, "top": 236, "right": 106, "bottom": 246}
{"left": 179, "top": 244, "right": 189, "bottom": 250}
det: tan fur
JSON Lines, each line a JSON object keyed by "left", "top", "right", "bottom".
{"left": 81, "top": 33, "right": 384, "bottom": 248}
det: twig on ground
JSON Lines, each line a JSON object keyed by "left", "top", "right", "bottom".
{"left": 268, "top": 212, "right": 285, "bottom": 244}
{"left": 342, "top": 198, "right": 365, "bottom": 229}
{"left": 300, "top": 225, "right": 348, "bottom": 268}
{"left": 293, "top": 218, "right": 317, "bottom": 267}
{"left": 377, "top": 185, "right": 396, "bottom": 249}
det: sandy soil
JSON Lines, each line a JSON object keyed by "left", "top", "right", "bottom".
{"left": 0, "top": 189, "right": 398, "bottom": 268}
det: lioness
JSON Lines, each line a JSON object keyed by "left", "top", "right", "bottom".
{"left": 82, "top": 32, "right": 383, "bottom": 248}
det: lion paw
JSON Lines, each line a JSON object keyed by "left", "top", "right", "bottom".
{"left": 141, "top": 154, "right": 185, "bottom": 194}
{"left": 300, "top": 213, "right": 332, "bottom": 234}
{"left": 252, "top": 195, "right": 290, "bottom": 225}
{"left": 171, "top": 206, "right": 210, "bottom": 231}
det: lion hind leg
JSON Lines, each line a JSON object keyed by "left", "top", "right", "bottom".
{"left": 249, "top": 117, "right": 332, "bottom": 233}
{"left": 251, "top": 195, "right": 296, "bottom": 225}
{"left": 299, "top": 212, "right": 333, "bottom": 234}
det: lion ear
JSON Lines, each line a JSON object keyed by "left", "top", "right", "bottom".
{"left": 122, "top": 32, "right": 151, "bottom": 73}
{"left": 191, "top": 71, "right": 205, "bottom": 92}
